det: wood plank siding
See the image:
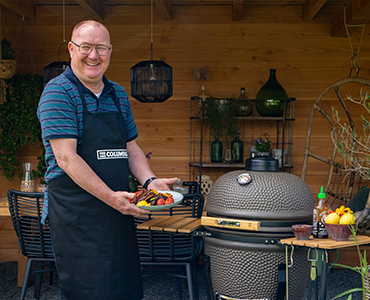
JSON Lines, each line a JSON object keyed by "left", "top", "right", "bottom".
{"left": 0, "top": 2, "right": 369, "bottom": 261}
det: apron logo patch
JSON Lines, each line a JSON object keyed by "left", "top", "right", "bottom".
{"left": 97, "top": 149, "right": 128, "bottom": 160}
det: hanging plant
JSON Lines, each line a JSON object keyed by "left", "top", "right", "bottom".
{"left": 0, "top": 73, "right": 44, "bottom": 180}
{"left": 203, "top": 96, "right": 239, "bottom": 140}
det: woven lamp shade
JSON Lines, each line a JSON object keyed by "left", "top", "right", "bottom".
{"left": 0, "top": 60, "right": 16, "bottom": 79}
{"left": 130, "top": 60, "right": 173, "bottom": 103}
{"left": 43, "top": 61, "right": 69, "bottom": 86}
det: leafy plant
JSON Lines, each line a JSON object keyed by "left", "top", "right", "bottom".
{"left": 1, "top": 38, "right": 15, "bottom": 60}
{"left": 203, "top": 97, "right": 239, "bottom": 140}
{"left": 0, "top": 73, "right": 44, "bottom": 180}
{"left": 255, "top": 136, "right": 271, "bottom": 152}
{"left": 333, "top": 224, "right": 369, "bottom": 299}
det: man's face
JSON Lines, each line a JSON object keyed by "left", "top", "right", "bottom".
{"left": 68, "top": 24, "right": 112, "bottom": 86}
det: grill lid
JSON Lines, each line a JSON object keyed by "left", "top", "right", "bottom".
{"left": 205, "top": 170, "right": 314, "bottom": 222}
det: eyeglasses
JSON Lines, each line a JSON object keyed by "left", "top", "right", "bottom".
{"left": 70, "top": 41, "right": 111, "bottom": 56}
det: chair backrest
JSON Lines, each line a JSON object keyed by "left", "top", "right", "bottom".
{"left": 135, "top": 187, "right": 205, "bottom": 262}
{"left": 7, "top": 189, "right": 54, "bottom": 259}
{"left": 301, "top": 78, "right": 370, "bottom": 208}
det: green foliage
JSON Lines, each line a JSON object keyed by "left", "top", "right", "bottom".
{"left": 1, "top": 39, "right": 15, "bottom": 60}
{"left": 203, "top": 97, "right": 239, "bottom": 139}
{"left": 332, "top": 91, "right": 370, "bottom": 181}
{"left": 255, "top": 137, "right": 271, "bottom": 152}
{"left": 0, "top": 74, "right": 44, "bottom": 180}
{"left": 333, "top": 224, "right": 369, "bottom": 300}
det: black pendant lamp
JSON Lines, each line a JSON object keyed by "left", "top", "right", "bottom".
{"left": 130, "top": 0, "right": 173, "bottom": 103}
{"left": 43, "top": 0, "right": 69, "bottom": 86}
{"left": 43, "top": 42, "right": 69, "bottom": 86}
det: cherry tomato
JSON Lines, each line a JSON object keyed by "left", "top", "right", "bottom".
{"left": 157, "top": 198, "right": 165, "bottom": 205}
{"left": 165, "top": 197, "right": 174, "bottom": 205}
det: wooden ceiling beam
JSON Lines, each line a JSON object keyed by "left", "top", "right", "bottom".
{"left": 154, "top": 0, "right": 172, "bottom": 21}
{"left": 0, "top": 0, "right": 35, "bottom": 20}
{"left": 74, "top": 0, "right": 104, "bottom": 22}
{"left": 303, "top": 0, "right": 327, "bottom": 21}
{"left": 332, "top": 0, "right": 370, "bottom": 37}
{"left": 232, "top": 0, "right": 244, "bottom": 21}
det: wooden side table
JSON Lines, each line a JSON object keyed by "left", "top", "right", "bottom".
{"left": 280, "top": 235, "right": 370, "bottom": 299}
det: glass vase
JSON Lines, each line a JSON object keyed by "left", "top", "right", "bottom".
{"left": 231, "top": 135, "right": 244, "bottom": 163}
{"left": 255, "top": 69, "right": 288, "bottom": 117}
{"left": 237, "top": 87, "right": 252, "bottom": 116}
{"left": 21, "top": 162, "right": 35, "bottom": 192}
{"left": 211, "top": 138, "right": 223, "bottom": 163}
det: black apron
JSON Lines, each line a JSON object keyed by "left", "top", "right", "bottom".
{"left": 48, "top": 76, "right": 143, "bottom": 300}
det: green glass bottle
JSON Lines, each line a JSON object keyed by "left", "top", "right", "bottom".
{"left": 237, "top": 87, "right": 252, "bottom": 116}
{"left": 255, "top": 69, "right": 288, "bottom": 117}
{"left": 231, "top": 134, "right": 243, "bottom": 163}
{"left": 211, "top": 138, "right": 223, "bottom": 163}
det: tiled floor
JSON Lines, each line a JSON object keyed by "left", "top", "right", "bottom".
{"left": 0, "top": 261, "right": 364, "bottom": 300}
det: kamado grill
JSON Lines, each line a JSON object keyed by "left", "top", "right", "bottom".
{"left": 201, "top": 157, "right": 315, "bottom": 299}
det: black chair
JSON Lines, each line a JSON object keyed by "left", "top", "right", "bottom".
{"left": 7, "top": 189, "right": 55, "bottom": 300}
{"left": 135, "top": 181, "right": 205, "bottom": 300}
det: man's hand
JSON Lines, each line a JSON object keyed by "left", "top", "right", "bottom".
{"left": 111, "top": 191, "right": 148, "bottom": 217}
{"left": 148, "top": 177, "right": 178, "bottom": 191}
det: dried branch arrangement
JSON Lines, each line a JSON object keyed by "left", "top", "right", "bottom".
{"left": 332, "top": 90, "right": 370, "bottom": 179}
{"left": 192, "top": 66, "right": 209, "bottom": 81}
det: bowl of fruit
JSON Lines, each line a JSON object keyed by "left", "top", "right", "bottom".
{"left": 325, "top": 205, "right": 356, "bottom": 241}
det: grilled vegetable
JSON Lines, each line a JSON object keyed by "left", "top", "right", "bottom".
{"left": 133, "top": 190, "right": 174, "bottom": 207}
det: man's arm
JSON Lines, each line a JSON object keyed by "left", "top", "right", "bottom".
{"left": 127, "top": 139, "right": 178, "bottom": 190}
{"left": 50, "top": 138, "right": 147, "bottom": 216}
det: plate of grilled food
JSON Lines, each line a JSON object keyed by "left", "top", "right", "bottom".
{"left": 131, "top": 189, "right": 184, "bottom": 211}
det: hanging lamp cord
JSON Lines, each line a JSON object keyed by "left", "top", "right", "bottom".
{"left": 58, "top": 0, "right": 68, "bottom": 62}
{"left": 150, "top": 0, "right": 154, "bottom": 60}
{"left": 344, "top": 5, "right": 366, "bottom": 78}
{"left": 0, "top": 5, "right": 2, "bottom": 62}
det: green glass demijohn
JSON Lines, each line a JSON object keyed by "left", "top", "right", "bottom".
{"left": 211, "top": 138, "right": 223, "bottom": 163}
{"left": 255, "top": 69, "right": 288, "bottom": 117}
{"left": 231, "top": 132, "right": 243, "bottom": 163}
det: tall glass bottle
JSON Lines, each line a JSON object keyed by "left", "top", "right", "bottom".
{"left": 211, "top": 138, "right": 223, "bottom": 163}
{"left": 255, "top": 69, "right": 288, "bottom": 117}
{"left": 197, "top": 84, "right": 212, "bottom": 114}
{"left": 231, "top": 132, "right": 243, "bottom": 163}
{"left": 313, "top": 186, "right": 330, "bottom": 239}
{"left": 237, "top": 87, "right": 252, "bottom": 116}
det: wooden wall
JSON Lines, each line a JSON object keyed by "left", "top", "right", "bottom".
{"left": 0, "top": 3, "right": 370, "bottom": 261}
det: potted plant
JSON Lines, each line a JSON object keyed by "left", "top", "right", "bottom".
{"left": 253, "top": 136, "right": 271, "bottom": 156}
{"left": 0, "top": 38, "right": 16, "bottom": 80}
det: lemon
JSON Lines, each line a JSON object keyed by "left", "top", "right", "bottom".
{"left": 339, "top": 213, "right": 356, "bottom": 225}
{"left": 325, "top": 212, "right": 340, "bottom": 224}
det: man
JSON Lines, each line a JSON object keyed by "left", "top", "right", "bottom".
{"left": 37, "top": 20, "right": 177, "bottom": 300}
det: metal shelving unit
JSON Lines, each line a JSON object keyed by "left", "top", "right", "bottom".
{"left": 189, "top": 96, "right": 295, "bottom": 182}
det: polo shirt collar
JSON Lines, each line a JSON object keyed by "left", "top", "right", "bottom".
{"left": 63, "top": 66, "right": 112, "bottom": 97}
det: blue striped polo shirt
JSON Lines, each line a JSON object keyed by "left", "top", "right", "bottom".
{"left": 37, "top": 66, "right": 138, "bottom": 222}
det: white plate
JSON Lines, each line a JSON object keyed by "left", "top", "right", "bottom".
{"left": 134, "top": 190, "right": 184, "bottom": 211}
